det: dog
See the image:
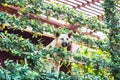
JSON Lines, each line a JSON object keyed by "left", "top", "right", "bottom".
{"left": 46, "top": 32, "right": 72, "bottom": 74}
{"left": 47, "top": 32, "right": 72, "bottom": 48}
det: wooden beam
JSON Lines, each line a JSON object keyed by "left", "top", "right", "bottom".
{"left": 55, "top": 0, "right": 103, "bottom": 18}
{"left": 0, "top": 4, "right": 105, "bottom": 39}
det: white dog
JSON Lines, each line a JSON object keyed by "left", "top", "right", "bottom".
{"left": 46, "top": 32, "right": 72, "bottom": 74}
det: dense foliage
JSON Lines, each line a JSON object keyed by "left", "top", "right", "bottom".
{"left": 1, "top": 0, "right": 107, "bottom": 31}
{"left": 0, "top": 32, "right": 110, "bottom": 80}
{"left": 0, "top": 0, "right": 119, "bottom": 80}
{"left": 103, "top": 0, "right": 120, "bottom": 79}
{"left": 0, "top": 12, "right": 107, "bottom": 49}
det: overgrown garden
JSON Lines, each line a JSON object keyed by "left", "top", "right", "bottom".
{"left": 0, "top": 0, "right": 119, "bottom": 80}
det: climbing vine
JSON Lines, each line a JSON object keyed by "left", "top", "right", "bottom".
{"left": 103, "top": 0, "right": 120, "bottom": 79}
{"left": 0, "top": 0, "right": 119, "bottom": 79}
{"left": 0, "top": 12, "right": 107, "bottom": 49}
{"left": 1, "top": 0, "right": 107, "bottom": 31}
